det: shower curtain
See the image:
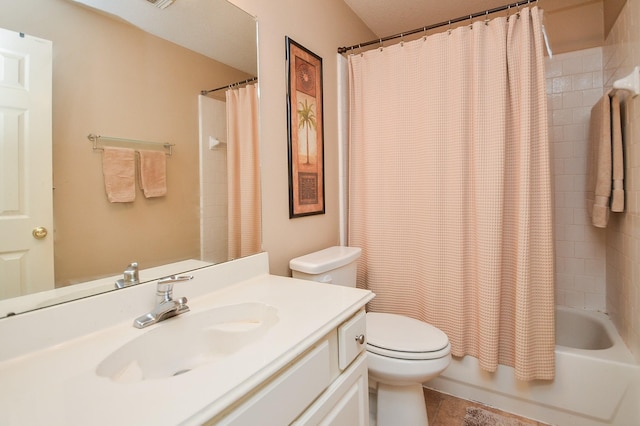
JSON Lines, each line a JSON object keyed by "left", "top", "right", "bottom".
{"left": 226, "top": 83, "right": 261, "bottom": 258}
{"left": 348, "top": 7, "right": 554, "bottom": 380}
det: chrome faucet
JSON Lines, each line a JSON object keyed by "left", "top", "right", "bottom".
{"left": 115, "top": 262, "right": 140, "bottom": 289}
{"left": 133, "top": 275, "right": 193, "bottom": 329}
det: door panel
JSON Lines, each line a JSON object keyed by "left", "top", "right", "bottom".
{"left": 0, "top": 27, "right": 53, "bottom": 298}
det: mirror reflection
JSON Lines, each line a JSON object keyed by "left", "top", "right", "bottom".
{"left": 0, "top": 0, "right": 260, "bottom": 317}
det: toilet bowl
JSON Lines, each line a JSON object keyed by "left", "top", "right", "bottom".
{"left": 366, "top": 312, "right": 451, "bottom": 425}
{"left": 290, "top": 246, "right": 451, "bottom": 426}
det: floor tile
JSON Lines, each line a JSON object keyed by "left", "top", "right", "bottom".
{"left": 422, "top": 387, "right": 549, "bottom": 426}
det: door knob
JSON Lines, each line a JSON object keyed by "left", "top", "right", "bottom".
{"left": 32, "top": 227, "right": 48, "bottom": 239}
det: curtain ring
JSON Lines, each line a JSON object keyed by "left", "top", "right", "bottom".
{"left": 484, "top": 10, "right": 490, "bottom": 25}
{"left": 469, "top": 15, "right": 473, "bottom": 29}
{"left": 400, "top": 33, "right": 404, "bottom": 47}
{"left": 379, "top": 39, "right": 383, "bottom": 51}
{"left": 447, "top": 20, "right": 452, "bottom": 35}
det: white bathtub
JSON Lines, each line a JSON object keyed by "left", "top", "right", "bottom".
{"left": 428, "top": 307, "right": 640, "bottom": 425}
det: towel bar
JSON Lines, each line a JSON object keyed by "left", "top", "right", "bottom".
{"left": 88, "top": 134, "right": 174, "bottom": 156}
{"left": 613, "top": 66, "right": 639, "bottom": 98}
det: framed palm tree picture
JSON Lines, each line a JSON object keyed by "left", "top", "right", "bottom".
{"left": 286, "top": 36, "right": 325, "bottom": 218}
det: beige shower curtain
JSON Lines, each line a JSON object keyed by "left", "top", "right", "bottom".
{"left": 348, "top": 7, "right": 554, "bottom": 380}
{"left": 226, "top": 83, "right": 261, "bottom": 258}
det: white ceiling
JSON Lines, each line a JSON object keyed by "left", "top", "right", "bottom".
{"left": 68, "top": 0, "right": 257, "bottom": 75}
{"left": 343, "top": 0, "right": 594, "bottom": 39}
{"left": 68, "top": 0, "right": 597, "bottom": 75}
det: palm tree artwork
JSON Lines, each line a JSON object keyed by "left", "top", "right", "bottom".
{"left": 297, "top": 98, "right": 317, "bottom": 165}
{"left": 286, "top": 37, "right": 324, "bottom": 217}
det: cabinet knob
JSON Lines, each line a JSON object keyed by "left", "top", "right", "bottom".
{"left": 355, "top": 334, "right": 365, "bottom": 345}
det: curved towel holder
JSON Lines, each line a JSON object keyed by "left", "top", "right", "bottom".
{"left": 613, "top": 66, "right": 639, "bottom": 97}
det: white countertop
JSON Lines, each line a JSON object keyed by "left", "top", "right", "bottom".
{"left": 0, "top": 253, "right": 373, "bottom": 425}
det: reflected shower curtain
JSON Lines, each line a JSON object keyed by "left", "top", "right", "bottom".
{"left": 348, "top": 7, "right": 554, "bottom": 380}
{"left": 226, "top": 84, "right": 261, "bottom": 258}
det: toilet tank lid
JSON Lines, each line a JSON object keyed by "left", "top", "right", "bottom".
{"left": 289, "top": 246, "right": 362, "bottom": 274}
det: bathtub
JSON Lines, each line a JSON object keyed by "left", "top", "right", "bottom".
{"left": 428, "top": 307, "right": 640, "bottom": 425}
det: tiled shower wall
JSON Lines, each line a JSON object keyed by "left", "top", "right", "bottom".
{"left": 603, "top": 0, "right": 640, "bottom": 362}
{"left": 546, "top": 47, "right": 607, "bottom": 311}
{"left": 546, "top": 0, "right": 640, "bottom": 362}
{"left": 199, "top": 97, "right": 229, "bottom": 264}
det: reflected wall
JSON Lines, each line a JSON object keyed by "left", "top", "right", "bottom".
{"left": 0, "top": 0, "right": 250, "bottom": 286}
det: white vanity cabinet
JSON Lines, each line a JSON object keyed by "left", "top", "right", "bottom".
{"left": 209, "top": 309, "right": 369, "bottom": 426}
{"left": 293, "top": 352, "right": 368, "bottom": 425}
{"left": 0, "top": 253, "right": 375, "bottom": 426}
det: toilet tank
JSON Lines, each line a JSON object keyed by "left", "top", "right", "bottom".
{"left": 289, "top": 246, "right": 361, "bottom": 287}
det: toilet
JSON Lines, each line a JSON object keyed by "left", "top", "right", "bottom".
{"left": 290, "top": 246, "right": 451, "bottom": 426}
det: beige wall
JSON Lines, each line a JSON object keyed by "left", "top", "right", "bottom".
{"left": 530, "top": 0, "right": 625, "bottom": 55}
{"left": 0, "top": 0, "right": 249, "bottom": 285}
{"left": 228, "top": 0, "right": 375, "bottom": 276}
{"left": 604, "top": 0, "right": 640, "bottom": 362}
{"left": 544, "top": 0, "right": 604, "bottom": 54}
{"left": 228, "top": 0, "right": 623, "bottom": 278}
{"left": 604, "top": 0, "right": 627, "bottom": 37}
{"left": 229, "top": 0, "right": 640, "bottom": 361}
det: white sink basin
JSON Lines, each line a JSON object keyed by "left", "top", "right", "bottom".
{"left": 96, "top": 302, "right": 278, "bottom": 383}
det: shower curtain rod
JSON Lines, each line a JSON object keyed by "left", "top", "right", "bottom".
{"left": 338, "top": 0, "right": 538, "bottom": 54}
{"left": 201, "top": 76, "right": 258, "bottom": 95}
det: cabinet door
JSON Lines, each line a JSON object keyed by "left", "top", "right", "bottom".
{"left": 213, "top": 340, "right": 331, "bottom": 425}
{"left": 338, "top": 310, "right": 366, "bottom": 370}
{"left": 294, "top": 352, "right": 369, "bottom": 426}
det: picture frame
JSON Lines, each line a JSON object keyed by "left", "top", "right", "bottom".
{"left": 286, "top": 36, "right": 325, "bottom": 218}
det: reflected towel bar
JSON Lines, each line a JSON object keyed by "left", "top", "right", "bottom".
{"left": 88, "top": 134, "right": 174, "bottom": 156}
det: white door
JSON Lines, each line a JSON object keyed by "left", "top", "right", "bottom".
{"left": 0, "top": 27, "right": 53, "bottom": 299}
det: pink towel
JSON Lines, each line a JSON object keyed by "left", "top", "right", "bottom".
{"left": 138, "top": 150, "right": 167, "bottom": 198}
{"left": 610, "top": 92, "right": 624, "bottom": 212}
{"left": 586, "top": 91, "right": 612, "bottom": 228}
{"left": 102, "top": 147, "right": 135, "bottom": 203}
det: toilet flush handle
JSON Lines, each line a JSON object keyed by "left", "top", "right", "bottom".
{"left": 319, "top": 274, "right": 333, "bottom": 284}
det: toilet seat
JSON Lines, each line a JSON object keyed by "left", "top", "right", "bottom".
{"left": 366, "top": 312, "right": 450, "bottom": 360}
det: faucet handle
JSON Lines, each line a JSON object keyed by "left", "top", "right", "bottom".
{"left": 156, "top": 275, "right": 193, "bottom": 304}
{"left": 114, "top": 262, "right": 140, "bottom": 289}
{"left": 125, "top": 262, "right": 139, "bottom": 283}
{"left": 156, "top": 282, "right": 174, "bottom": 303}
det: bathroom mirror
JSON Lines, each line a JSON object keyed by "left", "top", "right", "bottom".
{"left": 0, "top": 0, "right": 260, "bottom": 317}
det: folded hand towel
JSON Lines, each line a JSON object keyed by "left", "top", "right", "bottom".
{"left": 610, "top": 92, "right": 624, "bottom": 212}
{"left": 138, "top": 149, "right": 167, "bottom": 198}
{"left": 586, "top": 90, "right": 612, "bottom": 228}
{"left": 102, "top": 147, "right": 135, "bottom": 203}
